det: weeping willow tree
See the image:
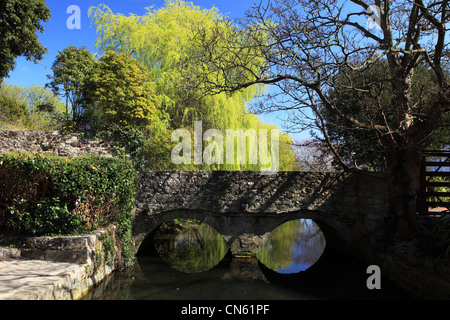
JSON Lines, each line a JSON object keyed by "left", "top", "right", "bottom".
{"left": 88, "top": 0, "right": 298, "bottom": 171}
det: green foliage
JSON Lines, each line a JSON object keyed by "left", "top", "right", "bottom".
{"left": 154, "top": 222, "right": 228, "bottom": 273}
{"left": 0, "top": 83, "right": 66, "bottom": 130}
{"left": 88, "top": 1, "right": 264, "bottom": 131}
{"left": 257, "top": 219, "right": 306, "bottom": 271}
{"left": 142, "top": 122, "right": 179, "bottom": 170}
{"left": 0, "top": 152, "right": 137, "bottom": 264}
{"left": 427, "top": 175, "right": 450, "bottom": 204}
{"left": 24, "top": 85, "right": 66, "bottom": 130}
{"left": 88, "top": 1, "right": 298, "bottom": 171}
{"left": 91, "top": 124, "right": 146, "bottom": 170}
{"left": 0, "top": 89, "right": 30, "bottom": 128}
{"left": 116, "top": 126, "right": 146, "bottom": 168}
{"left": 0, "top": 0, "right": 51, "bottom": 80}
{"left": 257, "top": 219, "right": 326, "bottom": 273}
{"left": 47, "top": 45, "right": 97, "bottom": 125}
{"left": 84, "top": 51, "right": 157, "bottom": 128}
{"left": 323, "top": 62, "right": 450, "bottom": 170}
{"left": 422, "top": 113, "right": 450, "bottom": 151}
{"left": 9, "top": 197, "right": 84, "bottom": 236}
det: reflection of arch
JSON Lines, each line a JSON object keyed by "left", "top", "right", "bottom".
{"left": 136, "top": 214, "right": 227, "bottom": 257}
{"left": 136, "top": 216, "right": 232, "bottom": 274}
{"left": 257, "top": 243, "right": 356, "bottom": 298}
{"left": 133, "top": 209, "right": 352, "bottom": 257}
{"left": 256, "top": 219, "right": 327, "bottom": 274}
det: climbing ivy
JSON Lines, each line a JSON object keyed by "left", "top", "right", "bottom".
{"left": 0, "top": 152, "right": 137, "bottom": 265}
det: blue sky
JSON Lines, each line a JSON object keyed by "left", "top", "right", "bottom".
{"left": 5, "top": 0, "right": 312, "bottom": 141}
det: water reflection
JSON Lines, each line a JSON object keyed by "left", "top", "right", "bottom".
{"left": 257, "top": 219, "right": 326, "bottom": 274}
{"left": 154, "top": 221, "right": 229, "bottom": 273}
{"left": 82, "top": 256, "right": 323, "bottom": 300}
{"left": 82, "top": 218, "right": 411, "bottom": 300}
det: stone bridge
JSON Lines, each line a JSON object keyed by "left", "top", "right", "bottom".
{"left": 132, "top": 171, "right": 389, "bottom": 256}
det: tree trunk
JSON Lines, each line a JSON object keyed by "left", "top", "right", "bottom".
{"left": 385, "top": 146, "right": 421, "bottom": 240}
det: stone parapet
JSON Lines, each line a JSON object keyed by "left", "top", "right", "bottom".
{"left": 136, "top": 171, "right": 388, "bottom": 217}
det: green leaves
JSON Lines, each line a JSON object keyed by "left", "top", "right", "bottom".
{"left": 0, "top": 0, "right": 50, "bottom": 79}
{"left": 87, "top": 1, "right": 298, "bottom": 172}
{"left": 0, "top": 152, "right": 136, "bottom": 239}
{"left": 84, "top": 51, "right": 157, "bottom": 128}
{"left": 0, "top": 87, "right": 30, "bottom": 128}
{"left": 47, "top": 45, "right": 97, "bottom": 125}
{"left": 0, "top": 83, "right": 66, "bottom": 130}
{"left": 88, "top": 1, "right": 262, "bottom": 131}
{"left": 23, "top": 197, "right": 83, "bottom": 236}
{"left": 0, "top": 152, "right": 137, "bottom": 265}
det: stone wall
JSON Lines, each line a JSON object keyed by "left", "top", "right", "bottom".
{"left": 0, "top": 225, "right": 119, "bottom": 300}
{"left": 0, "top": 130, "right": 118, "bottom": 157}
{"left": 359, "top": 242, "right": 450, "bottom": 300}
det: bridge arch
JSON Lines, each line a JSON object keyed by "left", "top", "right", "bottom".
{"left": 135, "top": 209, "right": 228, "bottom": 256}
{"left": 133, "top": 208, "right": 349, "bottom": 257}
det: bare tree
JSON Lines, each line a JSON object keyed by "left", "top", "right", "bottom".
{"left": 192, "top": 0, "right": 450, "bottom": 239}
{"left": 293, "top": 139, "right": 340, "bottom": 172}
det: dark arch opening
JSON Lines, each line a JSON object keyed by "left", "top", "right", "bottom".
{"left": 257, "top": 242, "right": 359, "bottom": 298}
{"left": 255, "top": 218, "right": 375, "bottom": 299}
{"left": 136, "top": 218, "right": 231, "bottom": 274}
{"left": 136, "top": 224, "right": 161, "bottom": 257}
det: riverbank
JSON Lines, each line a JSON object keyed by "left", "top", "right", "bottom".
{"left": 356, "top": 238, "right": 450, "bottom": 300}
{"left": 0, "top": 259, "right": 112, "bottom": 300}
{"left": 0, "top": 226, "right": 118, "bottom": 300}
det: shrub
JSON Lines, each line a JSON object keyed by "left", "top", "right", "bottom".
{"left": 10, "top": 197, "right": 84, "bottom": 236}
{"left": 0, "top": 92, "right": 31, "bottom": 128}
{"left": 0, "top": 152, "right": 137, "bottom": 264}
{"left": 90, "top": 124, "right": 145, "bottom": 170}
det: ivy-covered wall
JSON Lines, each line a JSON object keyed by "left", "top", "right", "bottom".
{"left": 0, "top": 152, "right": 137, "bottom": 266}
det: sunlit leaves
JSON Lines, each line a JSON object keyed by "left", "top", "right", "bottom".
{"left": 88, "top": 1, "right": 298, "bottom": 171}
{"left": 85, "top": 51, "right": 157, "bottom": 128}
{"left": 0, "top": 83, "right": 66, "bottom": 130}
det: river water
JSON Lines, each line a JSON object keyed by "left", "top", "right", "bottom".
{"left": 82, "top": 219, "right": 411, "bottom": 300}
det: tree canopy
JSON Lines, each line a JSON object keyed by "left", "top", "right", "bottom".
{"left": 47, "top": 45, "right": 97, "bottom": 125}
{"left": 88, "top": 1, "right": 265, "bottom": 130}
{"left": 323, "top": 61, "right": 450, "bottom": 170}
{"left": 0, "top": 83, "right": 65, "bottom": 130}
{"left": 84, "top": 50, "right": 158, "bottom": 128}
{"left": 0, "top": 0, "right": 51, "bottom": 81}
{"left": 88, "top": 0, "right": 299, "bottom": 171}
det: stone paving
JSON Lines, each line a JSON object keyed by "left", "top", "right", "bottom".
{"left": 0, "top": 259, "right": 88, "bottom": 300}
{"left": 0, "top": 227, "right": 118, "bottom": 300}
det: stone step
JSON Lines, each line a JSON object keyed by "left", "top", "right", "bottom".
{"left": 0, "top": 246, "right": 22, "bottom": 261}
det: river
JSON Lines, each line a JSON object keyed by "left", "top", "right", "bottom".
{"left": 81, "top": 219, "right": 411, "bottom": 300}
